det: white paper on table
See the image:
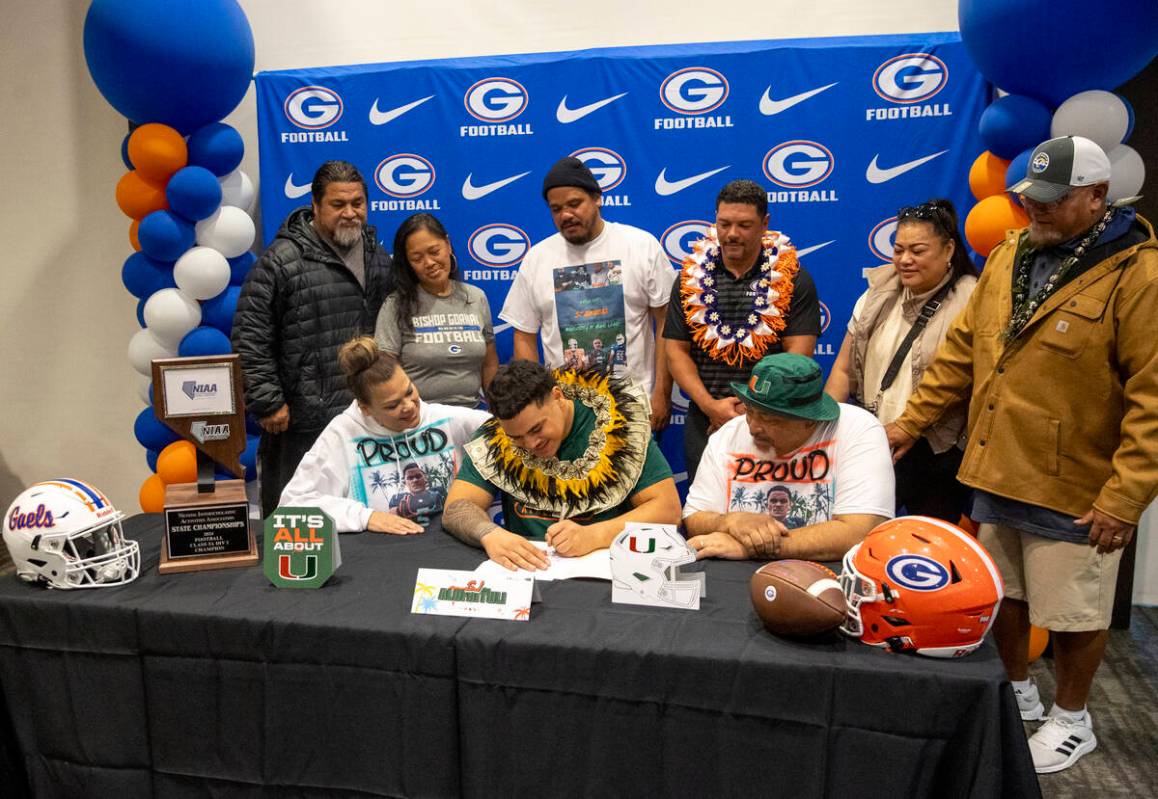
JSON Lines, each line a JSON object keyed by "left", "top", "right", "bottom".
{"left": 474, "top": 541, "right": 612, "bottom": 582}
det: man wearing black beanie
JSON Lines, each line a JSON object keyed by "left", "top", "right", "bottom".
{"left": 500, "top": 156, "right": 676, "bottom": 432}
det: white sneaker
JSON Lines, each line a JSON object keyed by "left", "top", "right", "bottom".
{"left": 1028, "top": 712, "right": 1097, "bottom": 774}
{"left": 1014, "top": 681, "right": 1044, "bottom": 721}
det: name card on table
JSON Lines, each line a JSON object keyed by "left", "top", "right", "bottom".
{"left": 411, "top": 568, "right": 533, "bottom": 621}
{"left": 263, "top": 507, "right": 342, "bottom": 589}
{"left": 610, "top": 523, "right": 705, "bottom": 610}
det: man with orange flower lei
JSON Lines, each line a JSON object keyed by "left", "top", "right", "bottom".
{"left": 664, "top": 179, "right": 821, "bottom": 482}
{"left": 443, "top": 360, "right": 681, "bottom": 571}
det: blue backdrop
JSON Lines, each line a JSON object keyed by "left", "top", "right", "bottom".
{"left": 255, "top": 32, "right": 989, "bottom": 485}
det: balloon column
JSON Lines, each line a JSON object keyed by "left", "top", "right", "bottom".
{"left": 958, "top": 0, "right": 1157, "bottom": 256}
{"left": 83, "top": 0, "right": 260, "bottom": 510}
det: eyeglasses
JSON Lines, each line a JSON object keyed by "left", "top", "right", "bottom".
{"left": 897, "top": 203, "right": 954, "bottom": 236}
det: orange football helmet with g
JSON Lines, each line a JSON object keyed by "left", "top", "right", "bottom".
{"left": 840, "top": 516, "right": 1004, "bottom": 658}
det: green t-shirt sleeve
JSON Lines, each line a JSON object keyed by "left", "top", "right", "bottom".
{"left": 631, "top": 438, "right": 675, "bottom": 496}
{"left": 454, "top": 438, "right": 499, "bottom": 495}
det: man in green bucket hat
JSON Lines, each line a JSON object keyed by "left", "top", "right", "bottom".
{"left": 683, "top": 352, "right": 894, "bottom": 561}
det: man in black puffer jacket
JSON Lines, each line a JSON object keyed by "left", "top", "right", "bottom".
{"left": 233, "top": 161, "right": 393, "bottom": 516}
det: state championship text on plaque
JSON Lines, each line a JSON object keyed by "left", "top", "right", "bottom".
{"left": 152, "top": 354, "right": 259, "bottom": 574}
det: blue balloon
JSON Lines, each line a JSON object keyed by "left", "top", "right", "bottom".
{"left": 959, "top": 0, "right": 1158, "bottom": 107}
{"left": 134, "top": 406, "right": 180, "bottom": 451}
{"left": 1004, "top": 146, "right": 1035, "bottom": 205}
{"left": 188, "top": 122, "right": 245, "bottom": 177}
{"left": 1123, "top": 95, "right": 1136, "bottom": 142}
{"left": 179, "top": 326, "right": 232, "bottom": 357}
{"left": 241, "top": 434, "right": 259, "bottom": 482}
{"left": 200, "top": 285, "right": 241, "bottom": 334}
{"left": 978, "top": 95, "right": 1052, "bottom": 160}
{"left": 121, "top": 251, "right": 176, "bottom": 299}
{"left": 136, "top": 297, "right": 147, "bottom": 327}
{"left": 83, "top": 0, "right": 255, "bottom": 133}
{"left": 146, "top": 448, "right": 160, "bottom": 472}
{"left": 120, "top": 131, "right": 134, "bottom": 170}
{"left": 228, "top": 251, "right": 257, "bottom": 286}
{"left": 166, "top": 166, "right": 223, "bottom": 221}
{"left": 139, "top": 210, "right": 195, "bottom": 261}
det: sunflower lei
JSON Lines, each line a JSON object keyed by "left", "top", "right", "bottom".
{"left": 680, "top": 227, "right": 799, "bottom": 366}
{"left": 463, "top": 369, "right": 650, "bottom": 516}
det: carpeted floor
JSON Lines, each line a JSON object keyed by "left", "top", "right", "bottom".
{"left": 1028, "top": 606, "right": 1158, "bottom": 798}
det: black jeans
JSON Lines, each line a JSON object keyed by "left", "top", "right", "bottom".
{"left": 258, "top": 428, "right": 322, "bottom": 518}
{"left": 684, "top": 403, "right": 711, "bottom": 484}
{"left": 894, "top": 437, "right": 969, "bottom": 523}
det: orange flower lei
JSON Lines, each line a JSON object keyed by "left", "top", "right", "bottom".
{"left": 679, "top": 227, "right": 799, "bottom": 366}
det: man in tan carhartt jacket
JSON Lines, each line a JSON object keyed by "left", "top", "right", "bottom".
{"left": 887, "top": 136, "right": 1158, "bottom": 775}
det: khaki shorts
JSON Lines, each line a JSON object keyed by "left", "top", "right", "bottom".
{"left": 977, "top": 522, "right": 1124, "bottom": 632}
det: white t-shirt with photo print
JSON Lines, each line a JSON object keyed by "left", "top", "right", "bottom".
{"left": 499, "top": 221, "right": 675, "bottom": 395}
{"left": 683, "top": 403, "right": 895, "bottom": 525}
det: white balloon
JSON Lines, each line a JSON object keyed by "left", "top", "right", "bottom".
{"left": 174, "top": 246, "right": 231, "bottom": 300}
{"left": 195, "top": 206, "right": 256, "bottom": 258}
{"left": 1050, "top": 90, "right": 1131, "bottom": 152}
{"left": 219, "top": 169, "right": 256, "bottom": 212}
{"left": 127, "top": 328, "right": 177, "bottom": 376}
{"left": 143, "top": 288, "right": 202, "bottom": 347}
{"left": 1106, "top": 144, "right": 1145, "bottom": 204}
{"left": 135, "top": 375, "right": 154, "bottom": 405}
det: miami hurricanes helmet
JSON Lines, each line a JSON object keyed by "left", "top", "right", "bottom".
{"left": 839, "top": 516, "right": 1003, "bottom": 658}
{"left": 611, "top": 524, "right": 703, "bottom": 608}
{"left": 3, "top": 479, "right": 140, "bottom": 589}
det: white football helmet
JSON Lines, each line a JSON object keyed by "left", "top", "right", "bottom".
{"left": 611, "top": 524, "right": 703, "bottom": 608}
{"left": 3, "top": 479, "right": 140, "bottom": 589}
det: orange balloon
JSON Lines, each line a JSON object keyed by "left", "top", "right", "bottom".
{"left": 139, "top": 473, "right": 167, "bottom": 513}
{"left": 116, "top": 170, "right": 168, "bottom": 220}
{"left": 157, "top": 440, "right": 198, "bottom": 485}
{"left": 968, "top": 151, "right": 1011, "bottom": 201}
{"left": 964, "top": 195, "right": 1029, "bottom": 257}
{"left": 957, "top": 515, "right": 980, "bottom": 536}
{"left": 1028, "top": 625, "right": 1050, "bottom": 662}
{"left": 127, "top": 123, "right": 188, "bottom": 183}
{"left": 129, "top": 219, "right": 141, "bottom": 251}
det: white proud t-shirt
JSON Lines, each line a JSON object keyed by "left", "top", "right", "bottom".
{"left": 499, "top": 221, "right": 676, "bottom": 395}
{"left": 683, "top": 403, "right": 895, "bottom": 526}
{"left": 281, "top": 400, "right": 490, "bottom": 532}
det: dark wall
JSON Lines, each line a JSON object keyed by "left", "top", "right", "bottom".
{"left": 1118, "top": 58, "right": 1157, "bottom": 223}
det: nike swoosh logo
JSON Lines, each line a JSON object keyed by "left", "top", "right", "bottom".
{"left": 368, "top": 95, "right": 434, "bottom": 125}
{"left": 795, "top": 241, "right": 835, "bottom": 259}
{"left": 655, "top": 166, "right": 730, "bottom": 196}
{"left": 284, "top": 173, "right": 311, "bottom": 199}
{"left": 759, "top": 82, "right": 838, "bottom": 115}
{"left": 865, "top": 150, "right": 949, "bottom": 184}
{"left": 462, "top": 171, "right": 532, "bottom": 201}
{"left": 556, "top": 92, "right": 628, "bottom": 123}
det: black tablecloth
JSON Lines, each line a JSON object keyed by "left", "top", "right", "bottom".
{"left": 0, "top": 515, "right": 1039, "bottom": 798}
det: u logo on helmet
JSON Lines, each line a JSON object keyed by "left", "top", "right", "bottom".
{"left": 283, "top": 86, "right": 344, "bottom": 129}
{"left": 872, "top": 53, "right": 948, "bottom": 104}
{"left": 464, "top": 77, "right": 529, "bottom": 123}
{"left": 885, "top": 554, "right": 949, "bottom": 592}
{"left": 660, "top": 67, "right": 729, "bottom": 115}
{"left": 374, "top": 154, "right": 436, "bottom": 198}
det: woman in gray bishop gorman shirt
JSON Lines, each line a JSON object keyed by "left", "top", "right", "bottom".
{"left": 375, "top": 213, "right": 498, "bottom": 408}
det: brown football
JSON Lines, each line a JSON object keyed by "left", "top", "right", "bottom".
{"left": 750, "top": 560, "right": 847, "bottom": 637}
